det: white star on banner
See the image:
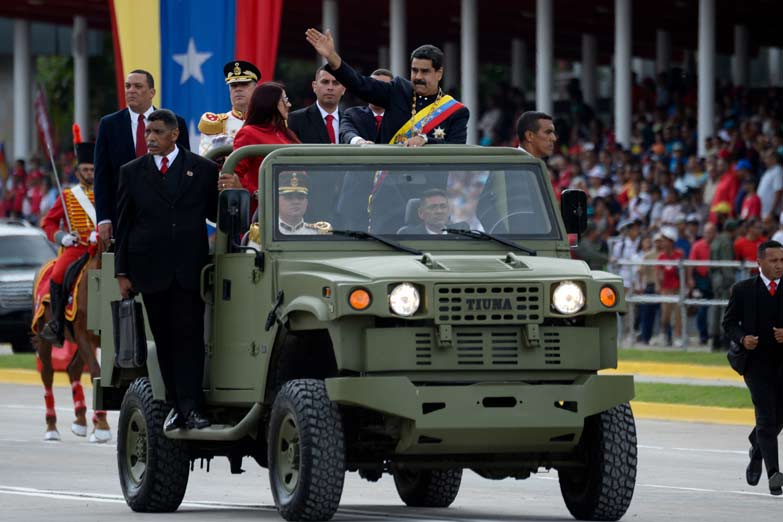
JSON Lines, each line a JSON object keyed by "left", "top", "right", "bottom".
{"left": 172, "top": 38, "right": 212, "bottom": 85}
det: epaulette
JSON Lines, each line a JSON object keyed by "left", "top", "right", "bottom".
{"left": 198, "top": 112, "right": 228, "bottom": 135}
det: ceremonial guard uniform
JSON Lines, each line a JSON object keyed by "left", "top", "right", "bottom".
{"left": 278, "top": 172, "right": 321, "bottom": 235}
{"left": 198, "top": 60, "right": 261, "bottom": 156}
{"left": 40, "top": 142, "right": 97, "bottom": 343}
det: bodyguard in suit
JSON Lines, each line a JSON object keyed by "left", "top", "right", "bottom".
{"left": 340, "top": 68, "right": 393, "bottom": 144}
{"left": 94, "top": 70, "right": 190, "bottom": 243}
{"left": 723, "top": 240, "right": 783, "bottom": 495}
{"left": 516, "top": 111, "right": 557, "bottom": 159}
{"left": 287, "top": 66, "right": 346, "bottom": 144}
{"left": 115, "top": 109, "right": 218, "bottom": 431}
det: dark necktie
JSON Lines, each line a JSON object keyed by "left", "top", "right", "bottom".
{"left": 770, "top": 281, "right": 777, "bottom": 296}
{"left": 135, "top": 114, "right": 147, "bottom": 157}
{"left": 375, "top": 114, "right": 383, "bottom": 131}
{"left": 324, "top": 114, "right": 336, "bottom": 144}
{"left": 160, "top": 157, "right": 168, "bottom": 175}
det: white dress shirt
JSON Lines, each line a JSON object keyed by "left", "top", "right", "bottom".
{"left": 153, "top": 146, "right": 179, "bottom": 171}
{"left": 350, "top": 109, "right": 385, "bottom": 144}
{"left": 316, "top": 102, "right": 339, "bottom": 143}
{"left": 129, "top": 106, "right": 155, "bottom": 149}
{"left": 760, "top": 271, "right": 781, "bottom": 293}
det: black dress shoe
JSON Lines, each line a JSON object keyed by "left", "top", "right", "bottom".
{"left": 769, "top": 472, "right": 783, "bottom": 496}
{"left": 747, "top": 447, "right": 762, "bottom": 486}
{"left": 164, "top": 411, "right": 185, "bottom": 432}
{"left": 186, "top": 410, "right": 210, "bottom": 430}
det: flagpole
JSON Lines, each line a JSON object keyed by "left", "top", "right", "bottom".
{"left": 35, "top": 84, "right": 72, "bottom": 235}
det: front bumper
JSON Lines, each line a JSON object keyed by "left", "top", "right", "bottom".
{"left": 326, "top": 374, "right": 633, "bottom": 454}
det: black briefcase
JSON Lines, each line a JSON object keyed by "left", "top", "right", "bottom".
{"left": 111, "top": 298, "right": 147, "bottom": 368}
{"left": 726, "top": 341, "right": 748, "bottom": 376}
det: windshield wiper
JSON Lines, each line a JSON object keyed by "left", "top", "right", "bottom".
{"left": 329, "top": 229, "right": 422, "bottom": 255}
{"left": 442, "top": 228, "right": 537, "bottom": 256}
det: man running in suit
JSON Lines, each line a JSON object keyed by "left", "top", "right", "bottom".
{"left": 115, "top": 109, "right": 217, "bottom": 432}
{"left": 94, "top": 70, "right": 190, "bottom": 243}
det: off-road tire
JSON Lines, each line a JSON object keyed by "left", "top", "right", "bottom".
{"left": 559, "top": 402, "right": 637, "bottom": 521}
{"left": 268, "top": 379, "right": 345, "bottom": 521}
{"left": 392, "top": 467, "right": 462, "bottom": 508}
{"left": 11, "top": 336, "right": 34, "bottom": 353}
{"left": 117, "top": 377, "right": 189, "bottom": 512}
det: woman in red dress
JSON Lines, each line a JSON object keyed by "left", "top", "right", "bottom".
{"left": 218, "top": 82, "right": 299, "bottom": 202}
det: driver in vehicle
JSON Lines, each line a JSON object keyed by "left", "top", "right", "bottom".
{"left": 399, "top": 189, "right": 466, "bottom": 234}
{"left": 278, "top": 171, "right": 318, "bottom": 235}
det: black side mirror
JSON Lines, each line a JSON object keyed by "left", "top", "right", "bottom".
{"left": 561, "top": 189, "right": 588, "bottom": 238}
{"left": 218, "top": 189, "right": 250, "bottom": 235}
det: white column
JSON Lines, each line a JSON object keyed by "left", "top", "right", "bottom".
{"left": 13, "top": 19, "right": 31, "bottom": 161}
{"left": 770, "top": 48, "right": 782, "bottom": 86}
{"left": 614, "top": 0, "right": 632, "bottom": 148}
{"left": 582, "top": 34, "right": 597, "bottom": 107}
{"left": 377, "top": 46, "right": 389, "bottom": 69}
{"left": 322, "top": 0, "right": 338, "bottom": 52}
{"left": 73, "top": 16, "right": 88, "bottom": 137}
{"left": 444, "top": 41, "right": 458, "bottom": 92}
{"left": 461, "top": 0, "right": 478, "bottom": 145}
{"left": 389, "top": 0, "right": 406, "bottom": 77}
{"left": 536, "top": 0, "right": 553, "bottom": 115}
{"left": 511, "top": 38, "right": 526, "bottom": 89}
{"left": 698, "top": 0, "right": 715, "bottom": 157}
{"left": 733, "top": 24, "right": 749, "bottom": 87}
{"left": 656, "top": 29, "right": 671, "bottom": 74}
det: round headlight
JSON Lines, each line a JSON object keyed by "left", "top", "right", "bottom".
{"left": 552, "top": 281, "right": 585, "bottom": 314}
{"left": 389, "top": 283, "right": 420, "bottom": 316}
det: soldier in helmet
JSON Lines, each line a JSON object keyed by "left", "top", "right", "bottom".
{"left": 278, "top": 171, "right": 319, "bottom": 235}
{"left": 198, "top": 60, "right": 261, "bottom": 156}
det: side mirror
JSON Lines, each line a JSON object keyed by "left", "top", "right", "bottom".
{"left": 218, "top": 189, "right": 251, "bottom": 249}
{"left": 560, "top": 189, "right": 588, "bottom": 239}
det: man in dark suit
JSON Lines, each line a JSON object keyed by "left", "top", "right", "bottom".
{"left": 723, "top": 240, "right": 783, "bottom": 495}
{"left": 306, "top": 28, "right": 469, "bottom": 146}
{"left": 340, "top": 68, "right": 393, "bottom": 145}
{"left": 115, "top": 109, "right": 218, "bottom": 432}
{"left": 94, "top": 70, "right": 190, "bottom": 243}
{"left": 398, "top": 189, "right": 467, "bottom": 234}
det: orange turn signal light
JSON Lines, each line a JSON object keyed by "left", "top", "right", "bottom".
{"left": 600, "top": 286, "right": 617, "bottom": 307}
{"left": 349, "top": 288, "right": 371, "bottom": 310}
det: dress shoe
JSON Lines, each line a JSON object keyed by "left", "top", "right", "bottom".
{"left": 185, "top": 410, "right": 210, "bottom": 430}
{"left": 769, "top": 471, "right": 783, "bottom": 496}
{"left": 164, "top": 411, "right": 185, "bottom": 432}
{"left": 747, "top": 447, "right": 762, "bottom": 486}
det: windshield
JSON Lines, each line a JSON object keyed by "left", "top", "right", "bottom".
{"left": 272, "top": 164, "right": 559, "bottom": 240}
{"left": 0, "top": 235, "right": 56, "bottom": 266}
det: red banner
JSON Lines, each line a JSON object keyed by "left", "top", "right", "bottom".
{"left": 235, "top": 0, "right": 283, "bottom": 82}
{"left": 33, "top": 85, "right": 57, "bottom": 158}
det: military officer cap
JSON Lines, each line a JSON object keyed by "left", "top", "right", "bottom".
{"left": 224, "top": 60, "right": 261, "bottom": 84}
{"left": 75, "top": 142, "right": 95, "bottom": 165}
{"left": 279, "top": 171, "right": 309, "bottom": 195}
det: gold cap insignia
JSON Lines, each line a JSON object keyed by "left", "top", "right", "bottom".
{"left": 233, "top": 62, "right": 241, "bottom": 75}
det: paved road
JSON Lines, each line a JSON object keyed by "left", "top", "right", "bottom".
{"left": 1, "top": 382, "right": 779, "bottom": 522}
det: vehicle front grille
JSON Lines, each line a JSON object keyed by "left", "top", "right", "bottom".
{"left": 0, "top": 281, "right": 34, "bottom": 310}
{"left": 435, "top": 283, "right": 543, "bottom": 325}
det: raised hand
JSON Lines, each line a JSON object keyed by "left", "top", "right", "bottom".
{"left": 305, "top": 28, "right": 341, "bottom": 69}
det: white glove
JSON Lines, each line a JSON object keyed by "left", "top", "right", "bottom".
{"left": 61, "top": 233, "right": 78, "bottom": 247}
{"left": 88, "top": 230, "right": 98, "bottom": 244}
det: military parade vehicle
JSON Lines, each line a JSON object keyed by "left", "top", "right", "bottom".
{"left": 89, "top": 144, "right": 636, "bottom": 521}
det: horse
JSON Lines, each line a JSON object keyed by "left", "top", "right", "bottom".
{"left": 31, "top": 238, "right": 111, "bottom": 443}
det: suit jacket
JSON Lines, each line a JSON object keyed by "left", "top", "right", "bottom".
{"left": 94, "top": 108, "right": 190, "bottom": 225}
{"left": 326, "top": 61, "right": 469, "bottom": 144}
{"left": 114, "top": 147, "right": 218, "bottom": 294}
{"left": 287, "top": 103, "right": 342, "bottom": 144}
{"left": 340, "top": 105, "right": 380, "bottom": 144}
{"left": 723, "top": 276, "right": 783, "bottom": 362}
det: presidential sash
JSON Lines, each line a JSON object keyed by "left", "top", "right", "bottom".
{"left": 388, "top": 94, "right": 465, "bottom": 144}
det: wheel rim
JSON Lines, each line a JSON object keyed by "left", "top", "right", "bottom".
{"left": 275, "top": 412, "right": 300, "bottom": 496}
{"left": 124, "top": 409, "right": 148, "bottom": 486}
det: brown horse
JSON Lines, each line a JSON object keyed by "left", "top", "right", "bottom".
{"left": 31, "top": 239, "right": 111, "bottom": 442}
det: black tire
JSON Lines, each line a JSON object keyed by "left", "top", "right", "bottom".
{"left": 392, "top": 467, "right": 462, "bottom": 508}
{"left": 268, "top": 379, "right": 345, "bottom": 521}
{"left": 117, "top": 377, "right": 189, "bottom": 512}
{"left": 559, "top": 403, "right": 637, "bottom": 521}
{"left": 11, "top": 336, "right": 34, "bottom": 353}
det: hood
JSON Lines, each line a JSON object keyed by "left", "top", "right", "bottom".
{"left": 0, "top": 267, "right": 38, "bottom": 284}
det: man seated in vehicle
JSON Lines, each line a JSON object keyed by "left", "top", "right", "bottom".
{"left": 278, "top": 171, "right": 319, "bottom": 235}
{"left": 399, "top": 188, "right": 467, "bottom": 234}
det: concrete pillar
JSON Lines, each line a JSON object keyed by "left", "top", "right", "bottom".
{"left": 13, "top": 19, "right": 32, "bottom": 161}
{"left": 733, "top": 24, "right": 749, "bottom": 87}
{"left": 614, "top": 0, "right": 632, "bottom": 148}
{"left": 581, "top": 34, "right": 597, "bottom": 107}
{"left": 444, "top": 41, "right": 458, "bottom": 92}
{"left": 389, "top": 0, "right": 406, "bottom": 77}
{"left": 656, "top": 29, "right": 671, "bottom": 74}
{"left": 461, "top": 0, "right": 478, "bottom": 145}
{"left": 511, "top": 38, "right": 526, "bottom": 89}
{"left": 73, "top": 16, "right": 89, "bottom": 138}
{"left": 378, "top": 46, "right": 389, "bottom": 70}
{"left": 698, "top": 0, "right": 715, "bottom": 157}
{"left": 536, "top": 0, "right": 553, "bottom": 115}
{"left": 322, "top": 0, "right": 338, "bottom": 52}
{"left": 770, "top": 48, "right": 782, "bottom": 86}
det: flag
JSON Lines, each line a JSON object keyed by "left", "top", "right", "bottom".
{"left": 33, "top": 85, "right": 56, "bottom": 159}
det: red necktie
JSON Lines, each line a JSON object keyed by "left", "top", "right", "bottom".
{"left": 770, "top": 281, "right": 777, "bottom": 296}
{"left": 160, "top": 157, "right": 168, "bottom": 175}
{"left": 375, "top": 114, "right": 383, "bottom": 131}
{"left": 135, "top": 114, "right": 147, "bottom": 157}
{"left": 324, "top": 114, "right": 336, "bottom": 144}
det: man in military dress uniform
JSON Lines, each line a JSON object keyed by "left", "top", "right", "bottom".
{"left": 40, "top": 142, "right": 97, "bottom": 344}
{"left": 198, "top": 60, "right": 261, "bottom": 156}
{"left": 278, "top": 171, "right": 319, "bottom": 235}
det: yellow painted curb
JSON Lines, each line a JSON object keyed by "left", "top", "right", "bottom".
{"left": 631, "top": 401, "right": 754, "bottom": 426}
{"left": 0, "top": 369, "right": 92, "bottom": 388}
{"left": 605, "top": 361, "right": 742, "bottom": 383}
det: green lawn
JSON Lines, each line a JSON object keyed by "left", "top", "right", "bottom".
{"left": 634, "top": 382, "right": 752, "bottom": 409}
{"left": 620, "top": 348, "right": 727, "bottom": 366}
{"left": 0, "top": 353, "right": 37, "bottom": 370}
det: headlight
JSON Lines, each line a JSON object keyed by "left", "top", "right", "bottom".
{"left": 389, "top": 283, "right": 420, "bottom": 316}
{"left": 552, "top": 281, "right": 585, "bottom": 314}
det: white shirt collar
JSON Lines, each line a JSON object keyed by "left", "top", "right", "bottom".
{"left": 759, "top": 271, "right": 780, "bottom": 289}
{"left": 316, "top": 102, "right": 339, "bottom": 122}
{"left": 371, "top": 107, "right": 384, "bottom": 117}
{"left": 129, "top": 105, "right": 154, "bottom": 121}
{"left": 518, "top": 145, "right": 536, "bottom": 158}
{"left": 279, "top": 218, "right": 305, "bottom": 232}
{"left": 153, "top": 146, "right": 179, "bottom": 170}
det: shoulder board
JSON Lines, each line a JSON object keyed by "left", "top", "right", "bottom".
{"left": 198, "top": 112, "right": 228, "bottom": 135}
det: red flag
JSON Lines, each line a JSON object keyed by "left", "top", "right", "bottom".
{"left": 235, "top": 0, "right": 283, "bottom": 82}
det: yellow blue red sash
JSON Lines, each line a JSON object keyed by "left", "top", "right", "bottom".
{"left": 389, "top": 95, "right": 464, "bottom": 144}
